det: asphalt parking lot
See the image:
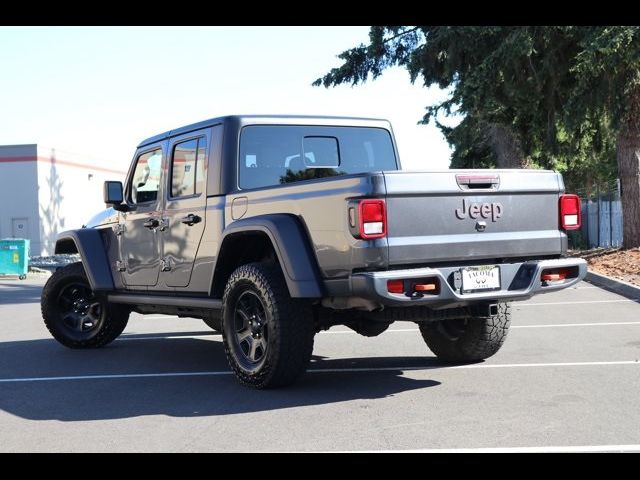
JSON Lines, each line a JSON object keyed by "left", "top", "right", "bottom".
{"left": 1, "top": 276, "right": 639, "bottom": 452}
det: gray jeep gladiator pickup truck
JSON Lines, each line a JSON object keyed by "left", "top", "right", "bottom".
{"left": 41, "top": 115, "right": 587, "bottom": 388}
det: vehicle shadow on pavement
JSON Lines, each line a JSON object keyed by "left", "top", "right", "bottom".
{"left": 0, "top": 335, "right": 442, "bottom": 421}
{"left": 0, "top": 283, "right": 45, "bottom": 305}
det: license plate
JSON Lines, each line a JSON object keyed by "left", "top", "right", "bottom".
{"left": 461, "top": 265, "right": 500, "bottom": 293}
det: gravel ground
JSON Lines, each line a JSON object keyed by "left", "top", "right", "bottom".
{"left": 583, "top": 248, "right": 640, "bottom": 287}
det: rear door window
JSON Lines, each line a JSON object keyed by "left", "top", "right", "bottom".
{"left": 170, "top": 137, "right": 207, "bottom": 198}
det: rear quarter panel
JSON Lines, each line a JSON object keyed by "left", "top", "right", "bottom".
{"left": 226, "top": 174, "right": 387, "bottom": 278}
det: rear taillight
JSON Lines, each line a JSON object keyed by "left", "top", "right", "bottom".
{"left": 387, "top": 280, "right": 404, "bottom": 293}
{"left": 359, "top": 199, "right": 386, "bottom": 239}
{"left": 386, "top": 278, "right": 439, "bottom": 296}
{"left": 559, "top": 194, "right": 581, "bottom": 230}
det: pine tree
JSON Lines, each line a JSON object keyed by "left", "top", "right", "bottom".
{"left": 315, "top": 26, "right": 640, "bottom": 247}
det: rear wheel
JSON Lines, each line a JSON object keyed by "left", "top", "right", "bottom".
{"left": 419, "top": 302, "right": 511, "bottom": 363}
{"left": 221, "top": 262, "right": 315, "bottom": 389}
{"left": 41, "top": 262, "right": 129, "bottom": 348}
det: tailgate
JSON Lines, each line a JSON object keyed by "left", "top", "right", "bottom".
{"left": 383, "top": 170, "right": 564, "bottom": 265}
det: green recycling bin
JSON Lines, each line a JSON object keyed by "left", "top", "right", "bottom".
{"left": 0, "top": 239, "right": 30, "bottom": 280}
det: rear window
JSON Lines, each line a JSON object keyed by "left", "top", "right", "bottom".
{"left": 239, "top": 126, "right": 397, "bottom": 190}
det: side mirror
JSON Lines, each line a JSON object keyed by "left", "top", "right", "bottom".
{"left": 103, "top": 181, "right": 124, "bottom": 207}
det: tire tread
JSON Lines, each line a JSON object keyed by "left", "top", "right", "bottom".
{"left": 419, "top": 303, "right": 511, "bottom": 362}
{"left": 221, "top": 262, "right": 314, "bottom": 388}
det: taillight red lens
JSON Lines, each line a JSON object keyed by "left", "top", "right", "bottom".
{"left": 387, "top": 280, "right": 404, "bottom": 293}
{"left": 359, "top": 199, "right": 386, "bottom": 239}
{"left": 361, "top": 202, "right": 384, "bottom": 222}
{"left": 559, "top": 194, "right": 581, "bottom": 230}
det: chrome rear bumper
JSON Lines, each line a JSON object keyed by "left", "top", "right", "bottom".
{"left": 350, "top": 258, "right": 588, "bottom": 308}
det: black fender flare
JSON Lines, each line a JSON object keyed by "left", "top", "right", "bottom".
{"left": 55, "top": 229, "right": 115, "bottom": 291}
{"left": 218, "top": 214, "right": 323, "bottom": 298}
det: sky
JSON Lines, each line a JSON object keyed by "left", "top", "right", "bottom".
{"left": 0, "top": 26, "right": 457, "bottom": 174}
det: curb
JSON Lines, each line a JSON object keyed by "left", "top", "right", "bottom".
{"left": 586, "top": 271, "right": 640, "bottom": 301}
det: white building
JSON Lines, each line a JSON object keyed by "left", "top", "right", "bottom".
{"left": 0, "top": 144, "right": 126, "bottom": 256}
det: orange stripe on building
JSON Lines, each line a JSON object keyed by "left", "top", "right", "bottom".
{"left": 0, "top": 156, "right": 34, "bottom": 163}
{"left": 0, "top": 155, "right": 126, "bottom": 176}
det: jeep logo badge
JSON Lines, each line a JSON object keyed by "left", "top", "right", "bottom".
{"left": 455, "top": 199, "right": 503, "bottom": 222}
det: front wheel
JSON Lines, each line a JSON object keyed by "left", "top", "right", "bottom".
{"left": 221, "top": 262, "right": 315, "bottom": 389}
{"left": 202, "top": 313, "right": 221, "bottom": 332}
{"left": 41, "top": 262, "right": 129, "bottom": 348}
{"left": 419, "top": 303, "right": 511, "bottom": 363}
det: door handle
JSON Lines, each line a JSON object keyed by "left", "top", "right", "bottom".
{"left": 143, "top": 218, "right": 160, "bottom": 229}
{"left": 181, "top": 214, "right": 201, "bottom": 226}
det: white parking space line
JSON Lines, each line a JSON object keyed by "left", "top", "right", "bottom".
{"left": 334, "top": 322, "right": 640, "bottom": 331}
{"left": 1, "top": 360, "right": 637, "bottom": 383}
{"left": 518, "top": 299, "right": 638, "bottom": 306}
{"left": 130, "top": 298, "right": 637, "bottom": 322}
{"left": 118, "top": 320, "right": 640, "bottom": 342}
{"left": 135, "top": 316, "right": 184, "bottom": 321}
{"left": 370, "top": 322, "right": 640, "bottom": 331}
{"left": 0, "top": 371, "right": 231, "bottom": 383}
{"left": 312, "top": 360, "right": 639, "bottom": 373}
{"left": 513, "top": 321, "right": 640, "bottom": 328}
{"left": 323, "top": 329, "right": 417, "bottom": 334}
{"left": 368, "top": 445, "right": 640, "bottom": 453}
{"left": 119, "top": 334, "right": 215, "bottom": 341}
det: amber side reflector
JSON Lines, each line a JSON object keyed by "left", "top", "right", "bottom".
{"left": 541, "top": 269, "right": 569, "bottom": 282}
{"left": 387, "top": 280, "right": 405, "bottom": 294}
{"left": 415, "top": 283, "right": 437, "bottom": 292}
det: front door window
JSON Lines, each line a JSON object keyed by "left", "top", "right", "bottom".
{"left": 130, "top": 149, "right": 162, "bottom": 204}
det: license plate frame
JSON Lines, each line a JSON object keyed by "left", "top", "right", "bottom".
{"left": 461, "top": 265, "right": 501, "bottom": 293}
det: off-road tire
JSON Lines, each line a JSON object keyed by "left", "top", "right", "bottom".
{"left": 221, "top": 262, "right": 315, "bottom": 389}
{"left": 419, "top": 302, "right": 511, "bottom": 363}
{"left": 202, "top": 315, "right": 221, "bottom": 332}
{"left": 41, "top": 262, "right": 129, "bottom": 348}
